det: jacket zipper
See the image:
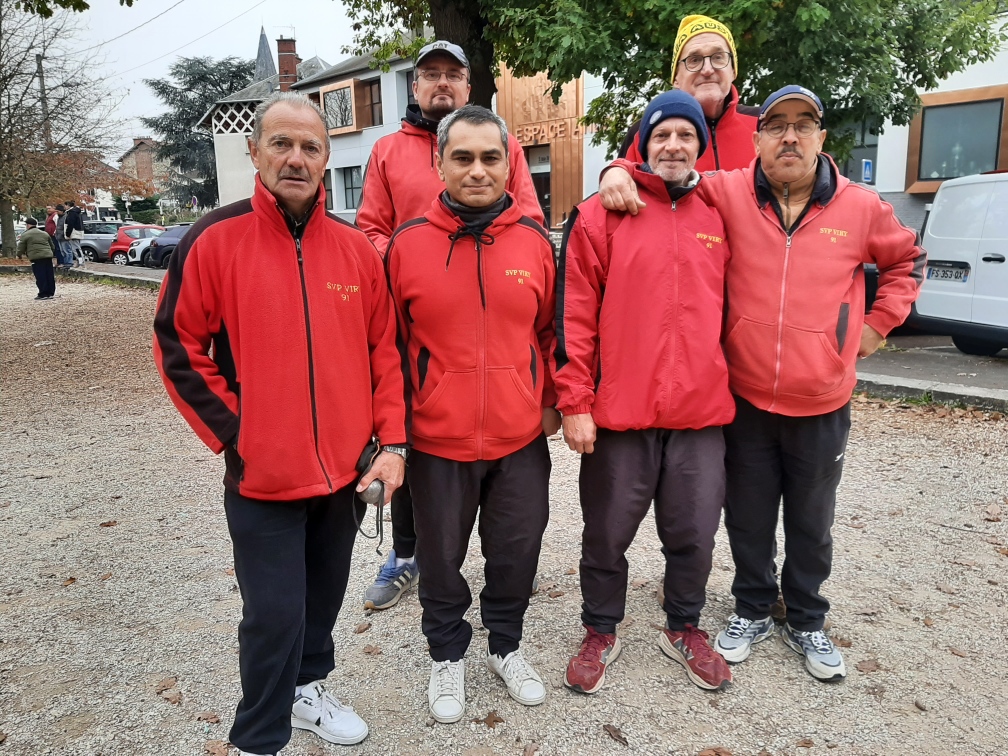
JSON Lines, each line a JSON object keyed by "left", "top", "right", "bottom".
{"left": 664, "top": 200, "right": 679, "bottom": 419}
{"left": 295, "top": 235, "right": 333, "bottom": 492}
{"left": 710, "top": 129, "right": 720, "bottom": 169}
{"left": 476, "top": 249, "right": 487, "bottom": 458}
{"left": 769, "top": 232, "right": 793, "bottom": 411}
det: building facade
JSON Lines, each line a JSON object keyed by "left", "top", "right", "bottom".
{"left": 118, "top": 138, "right": 174, "bottom": 193}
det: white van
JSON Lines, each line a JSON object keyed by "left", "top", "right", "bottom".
{"left": 910, "top": 172, "right": 1008, "bottom": 356}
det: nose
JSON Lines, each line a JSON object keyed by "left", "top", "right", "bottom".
{"left": 469, "top": 159, "right": 487, "bottom": 178}
{"left": 780, "top": 124, "right": 800, "bottom": 143}
{"left": 700, "top": 56, "right": 716, "bottom": 74}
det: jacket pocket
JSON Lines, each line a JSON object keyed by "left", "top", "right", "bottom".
{"left": 777, "top": 326, "right": 847, "bottom": 398}
{"left": 723, "top": 316, "right": 778, "bottom": 391}
{"left": 485, "top": 367, "right": 541, "bottom": 441}
{"left": 414, "top": 370, "right": 477, "bottom": 440}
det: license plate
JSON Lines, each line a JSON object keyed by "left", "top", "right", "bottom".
{"left": 926, "top": 266, "right": 968, "bottom": 283}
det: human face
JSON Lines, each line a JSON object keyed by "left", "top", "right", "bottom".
{"left": 646, "top": 117, "right": 701, "bottom": 186}
{"left": 248, "top": 102, "right": 329, "bottom": 218}
{"left": 46, "top": 205, "right": 55, "bottom": 215}
{"left": 753, "top": 99, "right": 826, "bottom": 185}
{"left": 673, "top": 33, "right": 735, "bottom": 119}
{"left": 436, "top": 120, "right": 509, "bottom": 208}
{"left": 413, "top": 53, "right": 471, "bottom": 120}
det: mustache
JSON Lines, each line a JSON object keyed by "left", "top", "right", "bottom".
{"left": 777, "top": 146, "right": 803, "bottom": 159}
{"left": 279, "top": 169, "right": 310, "bottom": 180}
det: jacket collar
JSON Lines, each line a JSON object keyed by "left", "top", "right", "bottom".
{"left": 250, "top": 174, "right": 327, "bottom": 238}
{"left": 753, "top": 154, "right": 839, "bottom": 209}
{"left": 425, "top": 190, "right": 523, "bottom": 235}
{"left": 403, "top": 104, "right": 440, "bottom": 136}
{"left": 632, "top": 163, "right": 703, "bottom": 204}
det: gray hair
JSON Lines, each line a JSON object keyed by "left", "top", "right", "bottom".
{"left": 251, "top": 91, "right": 328, "bottom": 145}
{"left": 436, "top": 105, "right": 509, "bottom": 159}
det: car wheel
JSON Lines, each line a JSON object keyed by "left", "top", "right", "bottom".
{"left": 951, "top": 336, "right": 1004, "bottom": 357}
{"left": 82, "top": 247, "right": 96, "bottom": 262}
{"left": 141, "top": 250, "right": 150, "bottom": 266}
{"left": 112, "top": 252, "right": 128, "bottom": 265}
{"left": 160, "top": 252, "right": 172, "bottom": 269}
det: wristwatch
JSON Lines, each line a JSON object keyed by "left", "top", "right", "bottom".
{"left": 383, "top": 444, "right": 409, "bottom": 461}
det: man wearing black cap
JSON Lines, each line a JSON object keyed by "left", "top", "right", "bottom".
{"left": 356, "top": 40, "right": 545, "bottom": 613}
{"left": 597, "top": 84, "right": 925, "bottom": 683}
{"left": 556, "top": 89, "right": 734, "bottom": 695}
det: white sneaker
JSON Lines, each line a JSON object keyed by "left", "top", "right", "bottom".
{"left": 291, "top": 680, "right": 368, "bottom": 745}
{"left": 428, "top": 659, "right": 465, "bottom": 723}
{"left": 487, "top": 648, "right": 546, "bottom": 706}
{"left": 238, "top": 752, "right": 273, "bottom": 756}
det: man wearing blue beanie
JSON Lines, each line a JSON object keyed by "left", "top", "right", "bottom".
{"left": 555, "top": 89, "right": 734, "bottom": 693}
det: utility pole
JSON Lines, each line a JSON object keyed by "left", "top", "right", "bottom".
{"left": 36, "top": 54, "right": 52, "bottom": 147}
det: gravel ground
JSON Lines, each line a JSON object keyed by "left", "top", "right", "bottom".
{"left": 1, "top": 274, "right": 1006, "bottom": 756}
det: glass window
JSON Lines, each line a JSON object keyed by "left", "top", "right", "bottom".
{"left": 323, "top": 169, "right": 334, "bottom": 211}
{"left": 324, "top": 86, "right": 353, "bottom": 130}
{"left": 126, "top": 229, "right": 141, "bottom": 238}
{"left": 928, "top": 182, "right": 993, "bottom": 239}
{"left": 148, "top": 228, "right": 164, "bottom": 237}
{"left": 982, "top": 182, "right": 1008, "bottom": 240}
{"left": 919, "top": 100, "right": 1002, "bottom": 181}
{"left": 344, "top": 166, "right": 363, "bottom": 210}
{"left": 363, "top": 79, "right": 383, "bottom": 127}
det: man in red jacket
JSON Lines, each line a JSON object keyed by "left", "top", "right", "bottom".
{"left": 153, "top": 92, "right": 407, "bottom": 756}
{"left": 357, "top": 40, "right": 545, "bottom": 613}
{"left": 385, "top": 105, "right": 558, "bottom": 723}
{"left": 598, "top": 85, "right": 925, "bottom": 683}
{"left": 556, "top": 90, "right": 734, "bottom": 695}
{"left": 618, "top": 15, "right": 758, "bottom": 172}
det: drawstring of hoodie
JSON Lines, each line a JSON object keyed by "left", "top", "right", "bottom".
{"left": 446, "top": 227, "right": 495, "bottom": 309}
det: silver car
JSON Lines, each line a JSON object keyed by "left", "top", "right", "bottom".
{"left": 80, "top": 220, "right": 125, "bottom": 262}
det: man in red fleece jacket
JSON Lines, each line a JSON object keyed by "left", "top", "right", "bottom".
{"left": 385, "top": 105, "right": 558, "bottom": 724}
{"left": 153, "top": 93, "right": 407, "bottom": 756}
{"left": 357, "top": 41, "right": 544, "bottom": 612}
{"left": 598, "top": 85, "right": 926, "bottom": 684}
{"left": 555, "top": 90, "right": 734, "bottom": 696}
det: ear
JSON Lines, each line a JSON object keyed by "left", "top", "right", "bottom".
{"left": 752, "top": 129, "right": 760, "bottom": 156}
{"left": 463, "top": 83, "right": 471, "bottom": 105}
{"left": 817, "top": 129, "right": 827, "bottom": 154}
{"left": 435, "top": 151, "right": 446, "bottom": 182}
{"left": 412, "top": 77, "right": 419, "bottom": 100}
{"left": 248, "top": 137, "right": 261, "bottom": 170}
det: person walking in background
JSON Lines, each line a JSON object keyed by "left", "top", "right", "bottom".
{"left": 53, "top": 204, "right": 70, "bottom": 269}
{"left": 17, "top": 217, "right": 56, "bottom": 300}
{"left": 63, "top": 200, "right": 84, "bottom": 267}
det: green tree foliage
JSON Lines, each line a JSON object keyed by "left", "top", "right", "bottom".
{"left": 141, "top": 56, "right": 254, "bottom": 207}
{"left": 13, "top": 0, "right": 133, "bottom": 17}
{"left": 347, "top": 0, "right": 1006, "bottom": 158}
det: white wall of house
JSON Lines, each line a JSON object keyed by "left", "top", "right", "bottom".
{"left": 215, "top": 132, "right": 257, "bottom": 206}
{"left": 582, "top": 73, "right": 610, "bottom": 200}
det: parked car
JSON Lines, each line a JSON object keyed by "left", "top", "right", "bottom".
{"left": 908, "top": 172, "right": 1008, "bottom": 356}
{"left": 80, "top": 220, "right": 126, "bottom": 262}
{"left": 145, "top": 224, "right": 193, "bottom": 269}
{"left": 127, "top": 236, "right": 157, "bottom": 265}
{"left": 107, "top": 225, "right": 164, "bottom": 265}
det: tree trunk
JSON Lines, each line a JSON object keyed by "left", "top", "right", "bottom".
{"left": 429, "top": 1, "right": 495, "bottom": 108}
{"left": 0, "top": 198, "right": 15, "bottom": 257}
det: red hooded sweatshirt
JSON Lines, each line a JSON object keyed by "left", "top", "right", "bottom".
{"left": 357, "top": 106, "right": 546, "bottom": 255}
{"left": 386, "top": 192, "right": 556, "bottom": 462}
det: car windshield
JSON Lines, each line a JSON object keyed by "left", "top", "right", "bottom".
{"left": 149, "top": 229, "right": 165, "bottom": 237}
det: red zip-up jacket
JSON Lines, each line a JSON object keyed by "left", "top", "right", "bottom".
{"left": 386, "top": 193, "right": 556, "bottom": 462}
{"left": 153, "top": 177, "right": 406, "bottom": 500}
{"left": 357, "top": 107, "right": 546, "bottom": 255}
{"left": 608, "top": 155, "right": 926, "bottom": 416}
{"left": 553, "top": 165, "right": 734, "bottom": 430}
{"left": 621, "top": 86, "right": 758, "bottom": 172}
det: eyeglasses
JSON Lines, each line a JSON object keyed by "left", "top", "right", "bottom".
{"left": 678, "top": 51, "right": 733, "bottom": 72}
{"left": 418, "top": 69, "right": 468, "bottom": 83}
{"left": 760, "top": 118, "right": 821, "bottom": 138}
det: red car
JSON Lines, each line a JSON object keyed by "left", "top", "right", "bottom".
{"left": 108, "top": 225, "right": 165, "bottom": 265}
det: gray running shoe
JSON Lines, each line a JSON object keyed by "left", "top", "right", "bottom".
{"left": 363, "top": 549, "right": 419, "bottom": 610}
{"left": 714, "top": 614, "right": 775, "bottom": 663}
{"left": 781, "top": 623, "right": 847, "bottom": 682}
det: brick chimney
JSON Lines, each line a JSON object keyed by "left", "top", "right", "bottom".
{"left": 277, "top": 37, "right": 300, "bottom": 92}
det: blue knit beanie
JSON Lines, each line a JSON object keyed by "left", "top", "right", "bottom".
{"left": 638, "top": 90, "right": 708, "bottom": 161}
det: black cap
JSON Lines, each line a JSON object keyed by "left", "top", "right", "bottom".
{"left": 415, "top": 40, "right": 469, "bottom": 68}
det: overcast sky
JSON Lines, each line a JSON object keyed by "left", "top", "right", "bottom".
{"left": 69, "top": 0, "right": 358, "bottom": 159}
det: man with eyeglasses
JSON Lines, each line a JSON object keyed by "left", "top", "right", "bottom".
{"left": 355, "top": 40, "right": 544, "bottom": 615}
{"left": 596, "top": 85, "right": 925, "bottom": 683}
{"left": 618, "top": 14, "right": 759, "bottom": 172}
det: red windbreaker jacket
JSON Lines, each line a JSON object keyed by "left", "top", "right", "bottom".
{"left": 386, "top": 193, "right": 557, "bottom": 462}
{"left": 356, "top": 108, "right": 546, "bottom": 255}
{"left": 553, "top": 166, "right": 735, "bottom": 431}
{"left": 622, "top": 86, "right": 758, "bottom": 172}
{"left": 153, "top": 177, "right": 406, "bottom": 500}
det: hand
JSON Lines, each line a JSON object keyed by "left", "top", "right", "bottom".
{"left": 858, "top": 324, "right": 886, "bottom": 358}
{"left": 541, "top": 407, "right": 561, "bottom": 437}
{"left": 599, "top": 167, "right": 646, "bottom": 215}
{"left": 562, "top": 412, "right": 597, "bottom": 454}
{"left": 356, "top": 451, "right": 405, "bottom": 506}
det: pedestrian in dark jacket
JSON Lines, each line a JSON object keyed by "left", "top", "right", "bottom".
{"left": 17, "top": 218, "right": 56, "bottom": 299}
{"left": 385, "top": 105, "right": 558, "bottom": 724}
{"left": 63, "top": 200, "right": 84, "bottom": 266}
{"left": 53, "top": 204, "right": 70, "bottom": 268}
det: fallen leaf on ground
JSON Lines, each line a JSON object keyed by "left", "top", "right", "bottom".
{"left": 539, "top": 581, "right": 557, "bottom": 592}
{"left": 914, "top": 699, "right": 928, "bottom": 712}
{"left": 999, "top": 547, "right": 1008, "bottom": 557}
{"left": 949, "top": 646, "right": 968, "bottom": 658}
{"left": 523, "top": 743, "right": 540, "bottom": 755}
{"left": 99, "top": 520, "right": 117, "bottom": 527}
{"left": 0, "top": 732, "right": 6, "bottom": 744}
{"left": 204, "top": 741, "right": 228, "bottom": 756}
{"left": 548, "top": 590, "right": 564, "bottom": 598}
{"left": 831, "top": 635, "right": 852, "bottom": 648}
{"left": 196, "top": 711, "right": 220, "bottom": 723}
{"left": 630, "top": 579, "right": 649, "bottom": 588}
{"left": 985, "top": 504, "right": 1002, "bottom": 522}
{"left": 353, "top": 621, "right": 371, "bottom": 634}
{"left": 306, "top": 745, "right": 325, "bottom": 756}
{"left": 363, "top": 644, "right": 382, "bottom": 655}
{"left": 797, "top": 739, "right": 815, "bottom": 748}
{"left": 951, "top": 558, "right": 976, "bottom": 567}
{"left": 856, "top": 659, "right": 880, "bottom": 673}
{"left": 603, "top": 724, "right": 628, "bottom": 746}
{"left": 62, "top": 577, "right": 76, "bottom": 586}
{"left": 565, "top": 567, "right": 577, "bottom": 575}
{"left": 936, "top": 583, "right": 957, "bottom": 595}
{"left": 923, "top": 617, "right": 934, "bottom": 627}
{"left": 698, "top": 748, "right": 732, "bottom": 756}
{"left": 99, "top": 572, "right": 112, "bottom": 581}
{"left": 161, "top": 688, "right": 183, "bottom": 705}
{"left": 472, "top": 710, "right": 504, "bottom": 729}
{"left": 155, "top": 677, "right": 177, "bottom": 693}
{"left": 224, "top": 568, "right": 234, "bottom": 576}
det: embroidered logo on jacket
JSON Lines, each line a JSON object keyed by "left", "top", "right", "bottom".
{"left": 696, "top": 232, "right": 723, "bottom": 249}
{"left": 505, "top": 269, "right": 532, "bottom": 285}
{"left": 327, "top": 282, "right": 360, "bottom": 301}
{"left": 820, "top": 227, "right": 849, "bottom": 243}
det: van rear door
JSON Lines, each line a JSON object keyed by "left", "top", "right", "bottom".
{"left": 919, "top": 180, "right": 992, "bottom": 323}
{"left": 974, "top": 180, "right": 1008, "bottom": 328}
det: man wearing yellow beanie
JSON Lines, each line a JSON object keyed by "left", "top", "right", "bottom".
{"left": 619, "top": 14, "right": 758, "bottom": 173}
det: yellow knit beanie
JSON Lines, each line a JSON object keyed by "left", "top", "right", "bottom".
{"left": 672, "top": 15, "right": 738, "bottom": 78}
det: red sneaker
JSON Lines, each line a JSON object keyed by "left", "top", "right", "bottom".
{"left": 659, "top": 625, "right": 732, "bottom": 690}
{"left": 564, "top": 625, "right": 622, "bottom": 694}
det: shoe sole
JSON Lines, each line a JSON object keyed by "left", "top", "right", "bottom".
{"left": 363, "top": 572, "right": 420, "bottom": 611}
{"left": 291, "top": 715, "right": 368, "bottom": 745}
{"left": 563, "top": 637, "right": 622, "bottom": 695}
{"left": 487, "top": 660, "right": 546, "bottom": 706}
{"left": 714, "top": 623, "right": 776, "bottom": 664}
{"left": 658, "top": 634, "right": 730, "bottom": 691}
{"left": 429, "top": 706, "right": 465, "bottom": 724}
{"left": 780, "top": 630, "right": 846, "bottom": 682}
